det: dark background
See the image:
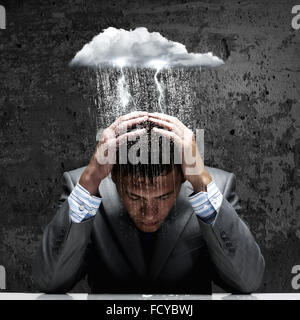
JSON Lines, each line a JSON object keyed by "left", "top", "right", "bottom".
{"left": 0, "top": 0, "right": 299, "bottom": 292}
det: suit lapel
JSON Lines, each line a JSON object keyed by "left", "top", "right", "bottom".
{"left": 148, "top": 181, "right": 194, "bottom": 280}
{"left": 99, "top": 175, "right": 147, "bottom": 277}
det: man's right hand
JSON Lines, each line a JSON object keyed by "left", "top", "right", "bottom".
{"left": 79, "top": 111, "right": 148, "bottom": 196}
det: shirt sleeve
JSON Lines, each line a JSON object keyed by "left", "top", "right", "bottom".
{"left": 67, "top": 183, "right": 102, "bottom": 223}
{"left": 188, "top": 180, "right": 223, "bottom": 224}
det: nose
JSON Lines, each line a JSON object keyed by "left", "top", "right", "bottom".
{"left": 141, "top": 203, "right": 156, "bottom": 221}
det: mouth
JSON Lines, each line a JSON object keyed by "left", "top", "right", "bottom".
{"left": 141, "top": 221, "right": 159, "bottom": 227}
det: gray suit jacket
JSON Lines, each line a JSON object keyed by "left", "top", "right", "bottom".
{"left": 33, "top": 166, "right": 265, "bottom": 294}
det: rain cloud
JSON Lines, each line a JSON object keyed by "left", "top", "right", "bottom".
{"left": 70, "top": 27, "right": 224, "bottom": 69}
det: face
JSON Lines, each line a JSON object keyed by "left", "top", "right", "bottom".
{"left": 113, "top": 168, "right": 183, "bottom": 232}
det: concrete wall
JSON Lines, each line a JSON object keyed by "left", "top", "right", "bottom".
{"left": 0, "top": 0, "right": 299, "bottom": 292}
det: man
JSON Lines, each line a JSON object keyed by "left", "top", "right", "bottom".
{"left": 33, "top": 111, "right": 265, "bottom": 294}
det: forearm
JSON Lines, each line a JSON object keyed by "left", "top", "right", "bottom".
{"left": 190, "top": 172, "right": 265, "bottom": 293}
{"left": 189, "top": 168, "right": 213, "bottom": 193}
{"left": 33, "top": 171, "right": 98, "bottom": 293}
{"left": 79, "top": 154, "right": 103, "bottom": 196}
{"left": 33, "top": 200, "right": 95, "bottom": 293}
{"left": 199, "top": 198, "right": 265, "bottom": 293}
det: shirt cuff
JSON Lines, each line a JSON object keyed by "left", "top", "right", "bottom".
{"left": 68, "top": 183, "right": 102, "bottom": 223}
{"left": 188, "top": 180, "right": 223, "bottom": 224}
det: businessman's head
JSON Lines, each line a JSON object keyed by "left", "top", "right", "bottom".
{"left": 112, "top": 121, "right": 184, "bottom": 232}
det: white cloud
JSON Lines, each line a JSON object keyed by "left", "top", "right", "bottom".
{"left": 70, "top": 27, "right": 224, "bottom": 69}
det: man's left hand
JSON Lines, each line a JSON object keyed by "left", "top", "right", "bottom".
{"left": 148, "top": 112, "right": 212, "bottom": 193}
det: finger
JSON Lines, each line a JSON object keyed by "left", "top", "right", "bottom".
{"left": 152, "top": 127, "right": 182, "bottom": 146}
{"left": 115, "top": 115, "right": 148, "bottom": 135}
{"left": 96, "top": 128, "right": 147, "bottom": 164}
{"left": 148, "top": 116, "right": 182, "bottom": 137}
{"left": 149, "top": 112, "right": 186, "bottom": 131}
{"left": 95, "top": 139, "right": 117, "bottom": 165}
{"left": 122, "top": 111, "right": 148, "bottom": 121}
{"left": 101, "top": 127, "right": 116, "bottom": 140}
{"left": 116, "top": 128, "right": 147, "bottom": 146}
{"left": 110, "top": 111, "right": 148, "bottom": 131}
{"left": 148, "top": 112, "right": 179, "bottom": 124}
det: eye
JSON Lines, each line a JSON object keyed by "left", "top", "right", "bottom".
{"left": 159, "top": 194, "right": 170, "bottom": 200}
{"left": 127, "top": 194, "right": 141, "bottom": 201}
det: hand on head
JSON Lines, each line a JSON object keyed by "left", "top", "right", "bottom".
{"left": 80, "top": 111, "right": 212, "bottom": 196}
{"left": 147, "top": 112, "right": 212, "bottom": 192}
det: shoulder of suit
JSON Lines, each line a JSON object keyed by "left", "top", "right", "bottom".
{"left": 65, "top": 165, "right": 87, "bottom": 186}
{"left": 185, "top": 166, "right": 234, "bottom": 194}
{"left": 205, "top": 165, "right": 233, "bottom": 179}
{"left": 206, "top": 166, "right": 234, "bottom": 194}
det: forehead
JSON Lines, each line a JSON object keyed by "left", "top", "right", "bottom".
{"left": 122, "top": 170, "right": 181, "bottom": 192}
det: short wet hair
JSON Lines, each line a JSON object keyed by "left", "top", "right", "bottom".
{"left": 112, "top": 120, "right": 182, "bottom": 183}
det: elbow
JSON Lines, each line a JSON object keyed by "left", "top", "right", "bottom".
{"left": 32, "top": 255, "right": 68, "bottom": 294}
{"left": 32, "top": 267, "right": 60, "bottom": 294}
{"left": 237, "top": 254, "right": 265, "bottom": 294}
{"left": 33, "top": 273, "right": 69, "bottom": 294}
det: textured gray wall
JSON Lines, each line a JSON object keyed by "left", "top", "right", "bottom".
{"left": 0, "top": 0, "right": 299, "bottom": 292}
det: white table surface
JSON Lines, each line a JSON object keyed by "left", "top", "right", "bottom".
{"left": 0, "top": 293, "right": 300, "bottom": 300}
